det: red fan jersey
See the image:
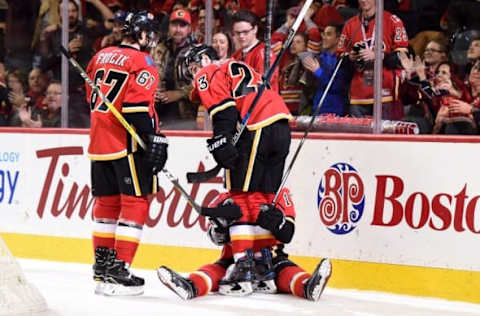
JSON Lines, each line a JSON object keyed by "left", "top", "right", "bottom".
{"left": 337, "top": 11, "right": 408, "bottom": 104}
{"left": 190, "top": 59, "right": 291, "bottom": 130}
{"left": 232, "top": 41, "right": 279, "bottom": 92}
{"left": 85, "top": 45, "right": 158, "bottom": 161}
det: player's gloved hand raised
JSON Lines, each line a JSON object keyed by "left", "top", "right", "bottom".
{"left": 206, "top": 134, "right": 238, "bottom": 170}
{"left": 257, "top": 204, "right": 286, "bottom": 233}
{"left": 145, "top": 133, "right": 168, "bottom": 173}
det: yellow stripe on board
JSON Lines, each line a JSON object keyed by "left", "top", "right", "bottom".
{"left": 1, "top": 232, "right": 479, "bottom": 304}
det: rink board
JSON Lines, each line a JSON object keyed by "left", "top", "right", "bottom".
{"left": 0, "top": 128, "right": 479, "bottom": 303}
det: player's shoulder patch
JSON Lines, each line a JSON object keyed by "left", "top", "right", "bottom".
{"left": 145, "top": 55, "right": 155, "bottom": 67}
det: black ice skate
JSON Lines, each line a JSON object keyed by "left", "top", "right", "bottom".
{"left": 304, "top": 258, "right": 332, "bottom": 301}
{"left": 103, "top": 249, "right": 145, "bottom": 296}
{"left": 157, "top": 266, "right": 197, "bottom": 300}
{"left": 253, "top": 248, "right": 277, "bottom": 294}
{"left": 219, "top": 249, "right": 255, "bottom": 296}
{"left": 92, "top": 246, "right": 110, "bottom": 295}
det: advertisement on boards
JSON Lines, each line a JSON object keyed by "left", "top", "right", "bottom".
{"left": 1, "top": 131, "right": 479, "bottom": 272}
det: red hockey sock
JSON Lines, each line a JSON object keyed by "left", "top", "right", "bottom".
{"left": 189, "top": 263, "right": 226, "bottom": 296}
{"left": 277, "top": 265, "right": 310, "bottom": 298}
{"left": 114, "top": 194, "right": 149, "bottom": 264}
{"left": 92, "top": 195, "right": 121, "bottom": 250}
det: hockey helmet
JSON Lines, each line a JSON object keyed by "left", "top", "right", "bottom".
{"left": 184, "top": 44, "right": 218, "bottom": 67}
{"left": 123, "top": 11, "right": 159, "bottom": 49}
{"left": 180, "top": 44, "right": 218, "bottom": 81}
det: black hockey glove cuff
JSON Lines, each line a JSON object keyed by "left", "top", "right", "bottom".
{"left": 257, "top": 204, "right": 295, "bottom": 244}
{"left": 145, "top": 133, "right": 168, "bottom": 173}
{"left": 257, "top": 204, "right": 286, "bottom": 233}
{"left": 206, "top": 134, "right": 238, "bottom": 170}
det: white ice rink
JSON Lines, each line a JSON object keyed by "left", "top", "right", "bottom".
{"left": 14, "top": 259, "right": 480, "bottom": 316}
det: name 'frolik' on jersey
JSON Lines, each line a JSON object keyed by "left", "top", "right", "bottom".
{"left": 95, "top": 52, "right": 130, "bottom": 67}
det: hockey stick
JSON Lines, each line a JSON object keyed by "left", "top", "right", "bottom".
{"left": 271, "top": 54, "right": 346, "bottom": 208}
{"left": 186, "top": 0, "right": 314, "bottom": 183}
{"left": 60, "top": 46, "right": 241, "bottom": 220}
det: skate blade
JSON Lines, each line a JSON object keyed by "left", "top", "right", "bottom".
{"left": 253, "top": 280, "right": 277, "bottom": 294}
{"left": 102, "top": 283, "right": 144, "bottom": 296}
{"left": 311, "top": 258, "right": 332, "bottom": 301}
{"left": 219, "top": 281, "right": 253, "bottom": 296}
{"left": 94, "top": 281, "right": 106, "bottom": 295}
{"left": 157, "top": 267, "right": 190, "bottom": 300}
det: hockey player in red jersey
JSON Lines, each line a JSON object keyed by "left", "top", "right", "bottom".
{"left": 157, "top": 188, "right": 332, "bottom": 301}
{"left": 173, "top": 44, "right": 297, "bottom": 295}
{"left": 86, "top": 11, "right": 168, "bottom": 296}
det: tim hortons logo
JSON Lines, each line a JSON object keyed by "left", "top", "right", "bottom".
{"left": 35, "top": 146, "right": 222, "bottom": 231}
{"left": 317, "top": 162, "right": 365, "bottom": 235}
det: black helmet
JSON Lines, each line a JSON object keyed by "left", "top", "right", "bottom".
{"left": 184, "top": 44, "right": 219, "bottom": 68}
{"left": 123, "top": 11, "right": 159, "bottom": 49}
{"left": 180, "top": 44, "right": 218, "bottom": 81}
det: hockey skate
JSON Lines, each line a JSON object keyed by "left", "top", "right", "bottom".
{"left": 103, "top": 249, "right": 145, "bottom": 296}
{"left": 304, "top": 258, "right": 332, "bottom": 301}
{"left": 157, "top": 266, "right": 197, "bottom": 300}
{"left": 92, "top": 246, "right": 110, "bottom": 295}
{"left": 253, "top": 248, "right": 277, "bottom": 294}
{"left": 219, "top": 249, "right": 255, "bottom": 296}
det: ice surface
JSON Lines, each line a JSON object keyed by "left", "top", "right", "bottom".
{"left": 14, "top": 259, "right": 480, "bottom": 316}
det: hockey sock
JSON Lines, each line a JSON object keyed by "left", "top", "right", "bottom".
{"left": 114, "top": 194, "right": 149, "bottom": 264}
{"left": 191, "top": 263, "right": 227, "bottom": 295}
{"left": 92, "top": 195, "right": 121, "bottom": 250}
{"left": 277, "top": 265, "right": 310, "bottom": 298}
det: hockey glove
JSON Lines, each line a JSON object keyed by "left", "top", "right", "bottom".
{"left": 207, "top": 217, "right": 231, "bottom": 246}
{"left": 206, "top": 134, "right": 238, "bottom": 170}
{"left": 145, "top": 133, "right": 168, "bottom": 173}
{"left": 257, "top": 204, "right": 286, "bottom": 234}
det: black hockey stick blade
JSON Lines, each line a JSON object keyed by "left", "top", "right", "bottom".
{"left": 186, "top": 164, "right": 222, "bottom": 183}
{"left": 200, "top": 203, "right": 242, "bottom": 220}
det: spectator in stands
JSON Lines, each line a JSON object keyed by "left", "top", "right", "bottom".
{"left": 6, "top": 69, "right": 30, "bottom": 127}
{"left": 277, "top": 32, "right": 312, "bottom": 115}
{"left": 212, "top": 29, "right": 234, "bottom": 64}
{"left": 398, "top": 50, "right": 436, "bottom": 134}
{"left": 312, "top": 0, "right": 344, "bottom": 32}
{"left": 151, "top": 8, "right": 198, "bottom": 129}
{"left": 423, "top": 39, "right": 449, "bottom": 81}
{"left": 448, "top": 59, "right": 480, "bottom": 131}
{"left": 303, "top": 23, "right": 348, "bottom": 116}
{"left": 98, "top": 10, "right": 128, "bottom": 50}
{"left": 432, "top": 62, "right": 470, "bottom": 134}
{"left": 26, "top": 68, "right": 48, "bottom": 111}
{"left": 27, "top": 81, "right": 62, "bottom": 128}
{"left": 465, "top": 34, "right": 480, "bottom": 76}
{"left": 337, "top": 0, "right": 409, "bottom": 120}
{"left": 40, "top": 0, "right": 113, "bottom": 128}
{"left": 231, "top": 10, "right": 279, "bottom": 91}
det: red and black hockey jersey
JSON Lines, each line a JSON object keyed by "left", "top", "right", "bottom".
{"left": 337, "top": 11, "right": 408, "bottom": 104}
{"left": 85, "top": 45, "right": 158, "bottom": 161}
{"left": 190, "top": 59, "right": 291, "bottom": 130}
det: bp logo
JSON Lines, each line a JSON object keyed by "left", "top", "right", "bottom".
{"left": 317, "top": 163, "right": 365, "bottom": 235}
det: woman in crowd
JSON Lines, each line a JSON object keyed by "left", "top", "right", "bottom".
{"left": 212, "top": 28, "right": 234, "bottom": 64}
